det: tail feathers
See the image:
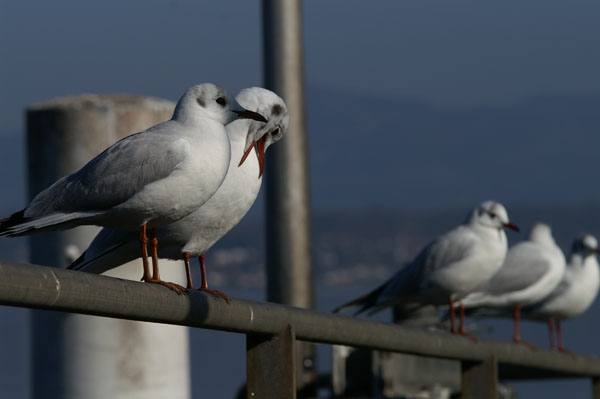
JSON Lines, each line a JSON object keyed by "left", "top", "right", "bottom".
{"left": 366, "top": 298, "right": 418, "bottom": 316}
{"left": 68, "top": 250, "right": 88, "bottom": 270}
{"left": 441, "top": 306, "right": 510, "bottom": 321}
{"left": 460, "top": 292, "right": 494, "bottom": 308}
{"left": 332, "top": 283, "right": 387, "bottom": 315}
{"left": 469, "top": 308, "right": 514, "bottom": 319}
{"left": 68, "top": 239, "right": 134, "bottom": 273}
{"left": 0, "top": 211, "right": 98, "bottom": 237}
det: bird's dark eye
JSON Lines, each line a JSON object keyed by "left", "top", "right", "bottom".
{"left": 489, "top": 212, "right": 497, "bottom": 219}
{"left": 216, "top": 97, "right": 227, "bottom": 106}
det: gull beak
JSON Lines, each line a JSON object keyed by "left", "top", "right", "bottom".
{"left": 238, "top": 135, "right": 267, "bottom": 177}
{"left": 232, "top": 109, "right": 267, "bottom": 123}
{"left": 238, "top": 115, "right": 283, "bottom": 178}
{"left": 503, "top": 222, "right": 520, "bottom": 232}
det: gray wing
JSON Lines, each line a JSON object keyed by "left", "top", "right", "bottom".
{"left": 523, "top": 275, "right": 571, "bottom": 317}
{"left": 374, "top": 228, "right": 476, "bottom": 307}
{"left": 26, "top": 123, "right": 186, "bottom": 217}
{"left": 484, "top": 242, "right": 551, "bottom": 295}
{"left": 419, "top": 227, "right": 477, "bottom": 277}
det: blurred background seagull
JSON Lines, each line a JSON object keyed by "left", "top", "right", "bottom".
{"left": 520, "top": 234, "right": 600, "bottom": 352}
{"left": 0, "top": 83, "right": 267, "bottom": 293}
{"left": 68, "top": 88, "right": 289, "bottom": 301}
{"left": 333, "top": 200, "right": 519, "bottom": 339}
{"left": 460, "top": 223, "right": 566, "bottom": 345}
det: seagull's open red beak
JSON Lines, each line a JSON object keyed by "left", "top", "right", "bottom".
{"left": 503, "top": 222, "right": 520, "bottom": 232}
{"left": 238, "top": 135, "right": 267, "bottom": 178}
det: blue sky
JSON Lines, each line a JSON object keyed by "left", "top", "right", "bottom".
{"left": 2, "top": 0, "right": 599, "bottom": 132}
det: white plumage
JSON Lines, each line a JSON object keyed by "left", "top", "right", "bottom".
{"left": 334, "top": 201, "right": 519, "bottom": 338}
{"left": 69, "top": 88, "right": 289, "bottom": 298}
{"left": 460, "top": 223, "right": 566, "bottom": 343}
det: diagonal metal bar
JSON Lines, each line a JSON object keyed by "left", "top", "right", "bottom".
{"left": 2, "top": 261, "right": 600, "bottom": 380}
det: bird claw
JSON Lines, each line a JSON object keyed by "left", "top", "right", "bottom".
{"left": 556, "top": 347, "right": 576, "bottom": 358}
{"left": 453, "top": 330, "right": 478, "bottom": 342}
{"left": 147, "top": 279, "right": 188, "bottom": 295}
{"left": 197, "top": 287, "right": 231, "bottom": 303}
{"left": 514, "top": 340, "right": 536, "bottom": 350}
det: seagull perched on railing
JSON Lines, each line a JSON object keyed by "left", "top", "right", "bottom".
{"left": 0, "top": 83, "right": 267, "bottom": 293}
{"left": 68, "top": 88, "right": 289, "bottom": 301}
{"left": 333, "top": 200, "right": 519, "bottom": 340}
{"left": 460, "top": 223, "right": 566, "bottom": 346}
{"left": 520, "top": 234, "right": 600, "bottom": 352}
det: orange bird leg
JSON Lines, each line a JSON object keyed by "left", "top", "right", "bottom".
{"left": 556, "top": 321, "right": 574, "bottom": 356}
{"left": 513, "top": 305, "right": 534, "bottom": 349}
{"left": 457, "top": 302, "right": 477, "bottom": 342}
{"left": 139, "top": 224, "right": 151, "bottom": 282}
{"left": 145, "top": 227, "right": 186, "bottom": 295}
{"left": 150, "top": 228, "right": 160, "bottom": 281}
{"left": 184, "top": 252, "right": 195, "bottom": 290}
{"left": 199, "top": 253, "right": 208, "bottom": 290}
{"left": 557, "top": 320, "right": 565, "bottom": 350}
{"left": 196, "top": 254, "right": 230, "bottom": 303}
{"left": 449, "top": 299, "right": 457, "bottom": 334}
{"left": 513, "top": 305, "right": 521, "bottom": 342}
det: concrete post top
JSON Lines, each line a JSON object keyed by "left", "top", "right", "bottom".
{"left": 28, "top": 94, "right": 175, "bottom": 113}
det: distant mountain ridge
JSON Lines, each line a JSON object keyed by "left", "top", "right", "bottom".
{"left": 1, "top": 89, "right": 599, "bottom": 214}
{"left": 305, "top": 86, "right": 600, "bottom": 211}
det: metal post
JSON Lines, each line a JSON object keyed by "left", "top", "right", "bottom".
{"left": 461, "top": 357, "right": 498, "bottom": 399}
{"left": 593, "top": 377, "right": 600, "bottom": 399}
{"left": 262, "top": 0, "right": 315, "bottom": 392}
{"left": 27, "top": 95, "right": 190, "bottom": 399}
{"left": 246, "top": 325, "right": 297, "bottom": 399}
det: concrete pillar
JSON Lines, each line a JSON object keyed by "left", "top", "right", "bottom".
{"left": 27, "top": 95, "right": 190, "bottom": 399}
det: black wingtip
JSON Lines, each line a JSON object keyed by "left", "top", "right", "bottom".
{"left": 0, "top": 209, "right": 27, "bottom": 236}
{"left": 332, "top": 283, "right": 387, "bottom": 315}
{"left": 67, "top": 250, "right": 86, "bottom": 270}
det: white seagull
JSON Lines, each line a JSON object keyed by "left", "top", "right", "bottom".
{"left": 0, "top": 83, "right": 267, "bottom": 292}
{"left": 334, "top": 200, "right": 519, "bottom": 339}
{"left": 461, "top": 223, "right": 566, "bottom": 345}
{"left": 68, "top": 88, "right": 289, "bottom": 300}
{"left": 522, "top": 234, "right": 600, "bottom": 352}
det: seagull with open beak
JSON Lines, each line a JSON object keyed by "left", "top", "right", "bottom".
{"left": 0, "top": 83, "right": 267, "bottom": 293}
{"left": 237, "top": 94, "right": 287, "bottom": 177}
{"left": 69, "top": 88, "right": 289, "bottom": 300}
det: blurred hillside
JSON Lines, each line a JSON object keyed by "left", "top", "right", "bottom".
{"left": 307, "top": 87, "right": 600, "bottom": 210}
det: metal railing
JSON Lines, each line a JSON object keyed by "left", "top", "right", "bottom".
{"left": 1, "top": 261, "right": 600, "bottom": 399}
